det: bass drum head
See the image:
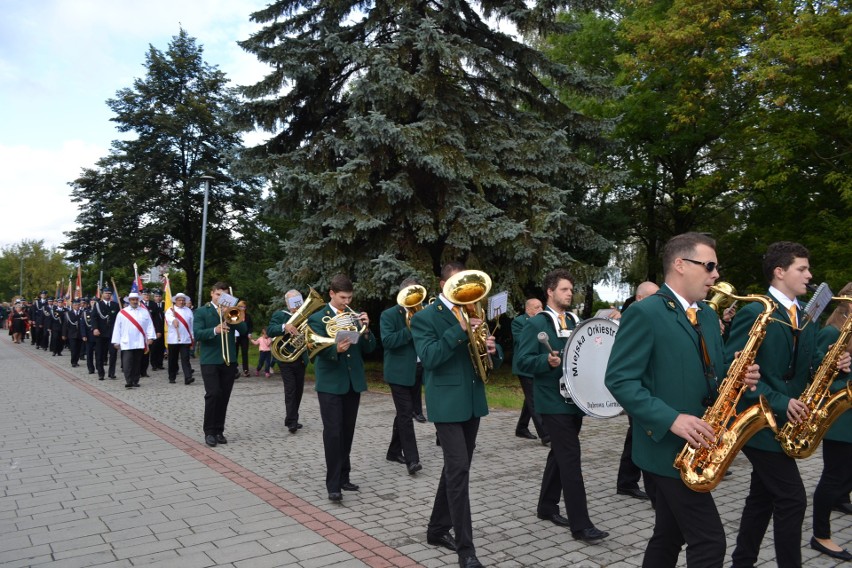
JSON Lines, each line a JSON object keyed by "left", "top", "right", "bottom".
{"left": 561, "top": 317, "right": 622, "bottom": 418}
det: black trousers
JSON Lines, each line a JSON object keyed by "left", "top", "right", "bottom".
{"left": 84, "top": 338, "right": 96, "bottom": 372}
{"left": 731, "top": 447, "right": 806, "bottom": 568}
{"left": 50, "top": 327, "right": 63, "bottom": 354}
{"left": 68, "top": 337, "right": 83, "bottom": 366}
{"left": 430, "top": 418, "right": 480, "bottom": 558}
{"left": 96, "top": 336, "right": 117, "bottom": 378}
{"left": 516, "top": 376, "right": 547, "bottom": 438}
{"left": 140, "top": 349, "right": 150, "bottom": 375}
{"left": 387, "top": 383, "right": 420, "bottom": 464}
{"left": 32, "top": 324, "right": 42, "bottom": 346}
{"left": 200, "top": 364, "right": 236, "bottom": 436}
{"left": 412, "top": 363, "right": 424, "bottom": 416}
{"left": 39, "top": 325, "right": 50, "bottom": 349}
{"left": 236, "top": 334, "right": 250, "bottom": 372}
{"left": 537, "top": 413, "right": 592, "bottom": 533}
{"left": 280, "top": 361, "right": 306, "bottom": 429}
{"left": 617, "top": 415, "right": 655, "bottom": 503}
{"left": 643, "top": 472, "right": 725, "bottom": 568}
{"left": 167, "top": 343, "right": 193, "bottom": 382}
{"left": 120, "top": 348, "right": 143, "bottom": 386}
{"left": 150, "top": 336, "right": 165, "bottom": 368}
{"left": 317, "top": 388, "right": 360, "bottom": 493}
{"left": 812, "top": 439, "right": 852, "bottom": 539}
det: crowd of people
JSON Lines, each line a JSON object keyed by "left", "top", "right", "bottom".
{"left": 5, "top": 234, "right": 851, "bottom": 568}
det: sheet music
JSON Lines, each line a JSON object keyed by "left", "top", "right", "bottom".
{"left": 488, "top": 291, "right": 508, "bottom": 320}
{"left": 803, "top": 282, "right": 832, "bottom": 324}
{"left": 287, "top": 293, "right": 304, "bottom": 310}
{"left": 218, "top": 292, "right": 238, "bottom": 308}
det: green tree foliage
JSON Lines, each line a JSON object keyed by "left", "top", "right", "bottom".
{"left": 63, "top": 29, "right": 262, "bottom": 295}
{"left": 0, "top": 240, "right": 72, "bottom": 301}
{"left": 238, "top": 0, "right": 615, "bottom": 300}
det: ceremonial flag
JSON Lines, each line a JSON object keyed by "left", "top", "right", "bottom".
{"left": 130, "top": 279, "right": 139, "bottom": 294}
{"left": 75, "top": 264, "right": 82, "bottom": 299}
{"left": 66, "top": 278, "right": 72, "bottom": 301}
{"left": 55, "top": 281, "right": 61, "bottom": 299}
{"left": 163, "top": 274, "right": 173, "bottom": 345}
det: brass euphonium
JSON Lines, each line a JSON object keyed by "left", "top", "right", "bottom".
{"left": 305, "top": 305, "right": 366, "bottom": 358}
{"left": 270, "top": 288, "right": 326, "bottom": 363}
{"left": 674, "top": 285, "right": 778, "bottom": 492}
{"left": 397, "top": 284, "right": 427, "bottom": 328}
{"left": 443, "top": 270, "right": 493, "bottom": 383}
{"left": 777, "top": 295, "right": 852, "bottom": 459}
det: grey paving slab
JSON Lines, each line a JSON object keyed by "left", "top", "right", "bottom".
{"left": 0, "top": 334, "right": 850, "bottom": 567}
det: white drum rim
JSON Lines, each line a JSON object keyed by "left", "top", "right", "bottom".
{"left": 561, "top": 317, "right": 622, "bottom": 419}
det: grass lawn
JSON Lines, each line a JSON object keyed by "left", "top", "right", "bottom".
{"left": 242, "top": 343, "right": 525, "bottom": 410}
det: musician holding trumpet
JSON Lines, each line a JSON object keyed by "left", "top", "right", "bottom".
{"left": 193, "top": 282, "right": 248, "bottom": 448}
{"left": 307, "top": 274, "right": 376, "bottom": 502}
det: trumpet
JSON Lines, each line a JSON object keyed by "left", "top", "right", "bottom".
{"left": 443, "top": 270, "right": 493, "bottom": 383}
{"left": 397, "top": 284, "right": 427, "bottom": 328}
{"left": 306, "top": 305, "right": 366, "bottom": 358}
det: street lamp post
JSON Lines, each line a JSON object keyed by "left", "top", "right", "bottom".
{"left": 197, "top": 175, "right": 214, "bottom": 309}
{"left": 19, "top": 254, "right": 24, "bottom": 296}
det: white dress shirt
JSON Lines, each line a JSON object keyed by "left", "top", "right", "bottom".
{"left": 164, "top": 305, "right": 194, "bottom": 345}
{"left": 111, "top": 305, "right": 156, "bottom": 349}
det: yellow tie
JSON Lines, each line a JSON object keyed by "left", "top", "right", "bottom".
{"left": 452, "top": 306, "right": 463, "bottom": 323}
{"left": 788, "top": 305, "right": 797, "bottom": 330}
{"left": 558, "top": 313, "right": 567, "bottom": 330}
{"left": 686, "top": 307, "right": 698, "bottom": 326}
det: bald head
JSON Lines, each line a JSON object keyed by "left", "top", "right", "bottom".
{"left": 635, "top": 281, "right": 660, "bottom": 302}
{"left": 524, "top": 298, "right": 543, "bottom": 317}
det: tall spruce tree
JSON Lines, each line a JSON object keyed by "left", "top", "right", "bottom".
{"left": 64, "top": 29, "right": 260, "bottom": 292}
{"left": 238, "top": 0, "right": 615, "bottom": 299}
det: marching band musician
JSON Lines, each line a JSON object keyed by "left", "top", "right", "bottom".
{"left": 515, "top": 268, "right": 609, "bottom": 543}
{"left": 93, "top": 287, "right": 120, "bottom": 380}
{"left": 512, "top": 297, "right": 547, "bottom": 443}
{"left": 409, "top": 261, "right": 503, "bottom": 568}
{"left": 112, "top": 291, "right": 156, "bottom": 388}
{"left": 267, "top": 289, "right": 310, "bottom": 434}
{"left": 307, "top": 275, "right": 376, "bottom": 502}
{"left": 193, "top": 282, "right": 248, "bottom": 447}
{"left": 605, "top": 233, "right": 760, "bottom": 568}
{"left": 380, "top": 278, "right": 423, "bottom": 475}
{"left": 165, "top": 292, "right": 195, "bottom": 385}
{"left": 728, "top": 242, "right": 850, "bottom": 568}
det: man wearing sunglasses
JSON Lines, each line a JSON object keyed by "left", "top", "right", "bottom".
{"left": 606, "top": 232, "right": 761, "bottom": 568}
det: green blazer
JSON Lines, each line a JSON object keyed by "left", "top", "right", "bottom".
{"left": 516, "top": 310, "right": 582, "bottom": 416}
{"left": 726, "top": 290, "right": 819, "bottom": 452}
{"left": 605, "top": 284, "right": 726, "bottom": 478}
{"left": 511, "top": 313, "right": 533, "bottom": 377}
{"left": 409, "top": 300, "right": 503, "bottom": 423}
{"left": 267, "top": 309, "right": 309, "bottom": 365}
{"left": 816, "top": 325, "right": 851, "bottom": 444}
{"left": 307, "top": 304, "right": 376, "bottom": 395}
{"left": 379, "top": 305, "right": 417, "bottom": 386}
{"left": 193, "top": 303, "right": 248, "bottom": 365}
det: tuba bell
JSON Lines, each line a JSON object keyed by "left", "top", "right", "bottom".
{"left": 270, "top": 288, "right": 326, "bottom": 363}
{"left": 443, "top": 269, "right": 493, "bottom": 383}
{"left": 397, "top": 284, "right": 427, "bottom": 328}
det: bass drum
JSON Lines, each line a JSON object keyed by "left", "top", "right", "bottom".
{"left": 560, "top": 317, "right": 622, "bottom": 419}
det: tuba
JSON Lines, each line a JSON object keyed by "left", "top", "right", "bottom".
{"left": 443, "top": 270, "right": 493, "bottom": 383}
{"left": 305, "top": 306, "right": 367, "bottom": 358}
{"left": 397, "top": 284, "right": 427, "bottom": 328}
{"left": 270, "top": 288, "right": 326, "bottom": 363}
{"left": 776, "top": 295, "right": 852, "bottom": 459}
{"left": 674, "top": 286, "right": 778, "bottom": 492}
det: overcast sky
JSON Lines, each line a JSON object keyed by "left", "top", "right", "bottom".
{"left": 0, "top": 0, "right": 270, "bottom": 250}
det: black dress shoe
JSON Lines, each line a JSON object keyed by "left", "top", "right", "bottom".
{"left": 515, "top": 429, "right": 537, "bottom": 440}
{"left": 617, "top": 487, "right": 650, "bottom": 500}
{"left": 811, "top": 537, "right": 852, "bottom": 560}
{"left": 537, "top": 512, "right": 571, "bottom": 527}
{"left": 288, "top": 427, "right": 298, "bottom": 434}
{"left": 459, "top": 555, "right": 484, "bottom": 568}
{"left": 204, "top": 435, "right": 217, "bottom": 447}
{"left": 341, "top": 482, "right": 359, "bottom": 491}
{"left": 407, "top": 462, "right": 422, "bottom": 475}
{"left": 572, "top": 527, "right": 609, "bottom": 542}
{"left": 387, "top": 454, "right": 407, "bottom": 464}
{"left": 125, "top": 384, "right": 133, "bottom": 389}
{"left": 185, "top": 377, "right": 195, "bottom": 385}
{"left": 426, "top": 532, "right": 456, "bottom": 551}
{"left": 413, "top": 413, "right": 427, "bottom": 423}
{"left": 328, "top": 492, "right": 342, "bottom": 502}
{"left": 99, "top": 376, "right": 105, "bottom": 381}
{"left": 833, "top": 502, "right": 852, "bottom": 515}
{"left": 540, "top": 436, "right": 551, "bottom": 446}
{"left": 296, "top": 423, "right": 303, "bottom": 429}
{"left": 215, "top": 434, "right": 227, "bottom": 444}
{"left": 169, "top": 379, "right": 176, "bottom": 384}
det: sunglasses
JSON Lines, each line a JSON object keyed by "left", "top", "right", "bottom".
{"left": 682, "top": 258, "right": 721, "bottom": 273}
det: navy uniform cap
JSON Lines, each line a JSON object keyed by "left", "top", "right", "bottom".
{"left": 152, "top": 289, "right": 162, "bottom": 295}
{"left": 101, "top": 286, "right": 112, "bottom": 293}
{"left": 81, "top": 297, "right": 90, "bottom": 303}
{"left": 40, "top": 290, "right": 48, "bottom": 295}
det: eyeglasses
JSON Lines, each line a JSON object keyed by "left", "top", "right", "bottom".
{"left": 682, "top": 258, "right": 721, "bottom": 273}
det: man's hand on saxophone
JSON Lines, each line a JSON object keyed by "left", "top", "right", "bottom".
{"left": 671, "top": 415, "right": 716, "bottom": 449}
{"left": 786, "top": 399, "right": 810, "bottom": 425}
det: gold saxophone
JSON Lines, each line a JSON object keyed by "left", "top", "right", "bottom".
{"left": 674, "top": 286, "right": 778, "bottom": 492}
{"left": 777, "top": 296, "right": 852, "bottom": 459}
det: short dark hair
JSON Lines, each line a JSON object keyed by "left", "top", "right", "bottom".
{"left": 441, "top": 261, "right": 466, "bottom": 281}
{"left": 662, "top": 233, "right": 716, "bottom": 276}
{"left": 329, "top": 274, "right": 353, "bottom": 293}
{"left": 210, "top": 281, "right": 229, "bottom": 292}
{"left": 762, "top": 241, "right": 809, "bottom": 283}
{"left": 542, "top": 268, "right": 574, "bottom": 296}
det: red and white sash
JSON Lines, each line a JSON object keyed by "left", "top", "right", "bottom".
{"left": 119, "top": 309, "right": 149, "bottom": 353}
{"left": 171, "top": 308, "right": 194, "bottom": 347}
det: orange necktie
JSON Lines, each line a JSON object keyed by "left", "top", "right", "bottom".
{"left": 558, "top": 313, "right": 567, "bottom": 330}
{"left": 686, "top": 307, "right": 698, "bottom": 326}
{"left": 452, "top": 306, "right": 463, "bottom": 322}
{"left": 788, "top": 305, "right": 797, "bottom": 330}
